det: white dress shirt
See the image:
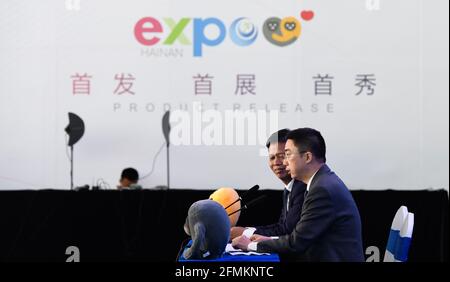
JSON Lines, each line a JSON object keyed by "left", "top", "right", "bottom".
{"left": 242, "top": 179, "right": 294, "bottom": 239}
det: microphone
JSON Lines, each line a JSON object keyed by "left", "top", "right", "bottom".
{"left": 223, "top": 185, "right": 260, "bottom": 210}
{"left": 227, "top": 195, "right": 267, "bottom": 216}
{"left": 240, "top": 184, "right": 260, "bottom": 200}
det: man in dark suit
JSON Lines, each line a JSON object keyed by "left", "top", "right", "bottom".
{"left": 230, "top": 129, "right": 307, "bottom": 239}
{"left": 232, "top": 128, "right": 364, "bottom": 262}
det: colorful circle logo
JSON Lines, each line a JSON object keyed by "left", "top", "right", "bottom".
{"left": 263, "top": 16, "right": 301, "bottom": 46}
{"left": 230, "top": 17, "right": 258, "bottom": 46}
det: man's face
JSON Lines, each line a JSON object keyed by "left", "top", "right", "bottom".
{"left": 268, "top": 142, "right": 290, "bottom": 181}
{"left": 120, "top": 178, "right": 133, "bottom": 188}
{"left": 283, "top": 139, "right": 305, "bottom": 180}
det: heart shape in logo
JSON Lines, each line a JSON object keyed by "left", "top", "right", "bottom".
{"left": 301, "top": 10, "right": 314, "bottom": 21}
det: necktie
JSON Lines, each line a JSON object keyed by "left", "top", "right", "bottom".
{"left": 284, "top": 189, "right": 290, "bottom": 218}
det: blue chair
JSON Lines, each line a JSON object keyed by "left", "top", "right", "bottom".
{"left": 384, "top": 206, "right": 414, "bottom": 262}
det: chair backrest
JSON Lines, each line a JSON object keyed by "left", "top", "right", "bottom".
{"left": 383, "top": 206, "right": 414, "bottom": 262}
{"left": 394, "top": 212, "right": 414, "bottom": 262}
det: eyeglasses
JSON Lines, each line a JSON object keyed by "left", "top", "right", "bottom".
{"left": 284, "top": 150, "right": 307, "bottom": 159}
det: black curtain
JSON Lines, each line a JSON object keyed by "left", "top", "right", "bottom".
{"left": 0, "top": 189, "right": 447, "bottom": 262}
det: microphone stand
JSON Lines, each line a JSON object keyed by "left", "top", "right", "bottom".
{"left": 166, "top": 141, "right": 170, "bottom": 189}
{"left": 70, "top": 146, "right": 74, "bottom": 190}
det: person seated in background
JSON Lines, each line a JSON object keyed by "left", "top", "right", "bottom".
{"left": 230, "top": 129, "right": 307, "bottom": 240}
{"left": 117, "top": 167, "right": 140, "bottom": 190}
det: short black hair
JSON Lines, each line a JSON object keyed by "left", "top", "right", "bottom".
{"left": 286, "top": 128, "right": 326, "bottom": 162}
{"left": 121, "top": 167, "right": 139, "bottom": 182}
{"left": 266, "top": 129, "right": 291, "bottom": 149}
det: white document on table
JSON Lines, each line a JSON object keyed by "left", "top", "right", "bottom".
{"left": 225, "top": 243, "right": 271, "bottom": 256}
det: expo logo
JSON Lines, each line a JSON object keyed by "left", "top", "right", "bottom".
{"left": 134, "top": 11, "right": 314, "bottom": 57}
